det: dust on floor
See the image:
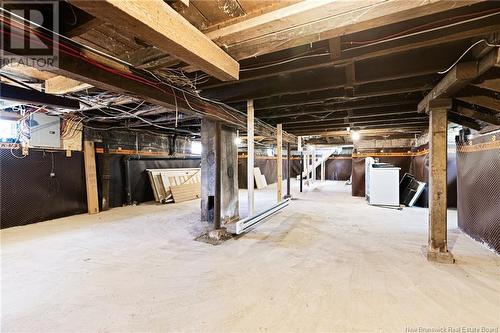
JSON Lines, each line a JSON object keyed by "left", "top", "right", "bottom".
{"left": 2, "top": 181, "right": 499, "bottom": 332}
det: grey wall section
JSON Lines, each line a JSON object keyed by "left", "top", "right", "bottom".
{"left": 200, "top": 120, "right": 239, "bottom": 223}
{"left": 0, "top": 149, "right": 87, "bottom": 229}
{"left": 456, "top": 134, "right": 500, "bottom": 254}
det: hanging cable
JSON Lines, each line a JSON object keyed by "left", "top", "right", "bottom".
{"left": 240, "top": 51, "right": 330, "bottom": 72}
{"left": 438, "top": 39, "right": 500, "bottom": 74}
{"left": 0, "top": 11, "right": 288, "bottom": 139}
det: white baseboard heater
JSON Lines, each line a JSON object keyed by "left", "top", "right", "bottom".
{"left": 226, "top": 198, "right": 291, "bottom": 235}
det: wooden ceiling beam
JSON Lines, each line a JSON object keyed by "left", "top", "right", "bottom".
{"left": 233, "top": 90, "right": 424, "bottom": 113}
{"left": 456, "top": 95, "right": 500, "bottom": 112}
{"left": 262, "top": 104, "right": 420, "bottom": 121}
{"left": 284, "top": 119, "right": 428, "bottom": 131}
{"left": 0, "top": 83, "right": 81, "bottom": 109}
{"left": 264, "top": 103, "right": 420, "bottom": 122}
{"left": 206, "top": 0, "right": 385, "bottom": 48}
{"left": 472, "top": 78, "right": 500, "bottom": 92}
{"left": 292, "top": 127, "right": 425, "bottom": 138}
{"left": 45, "top": 76, "right": 92, "bottom": 94}
{"left": 202, "top": 43, "right": 461, "bottom": 102}
{"left": 448, "top": 113, "right": 482, "bottom": 130}
{"left": 201, "top": 17, "right": 500, "bottom": 90}
{"left": 215, "top": 0, "right": 483, "bottom": 60}
{"left": 69, "top": 0, "right": 239, "bottom": 81}
{"left": 418, "top": 48, "right": 500, "bottom": 112}
{"left": 290, "top": 123, "right": 427, "bottom": 136}
{"left": 273, "top": 111, "right": 424, "bottom": 126}
{"left": 452, "top": 105, "right": 500, "bottom": 125}
{"left": 225, "top": 74, "right": 431, "bottom": 109}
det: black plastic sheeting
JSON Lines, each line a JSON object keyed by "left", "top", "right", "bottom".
{"left": 1, "top": 149, "right": 87, "bottom": 229}
{"left": 97, "top": 155, "right": 201, "bottom": 206}
{"left": 352, "top": 156, "right": 412, "bottom": 198}
{"left": 409, "top": 153, "right": 457, "bottom": 207}
{"left": 351, "top": 153, "right": 457, "bottom": 208}
{"left": 457, "top": 134, "right": 500, "bottom": 254}
{"left": 316, "top": 157, "right": 352, "bottom": 181}
{"left": 237, "top": 157, "right": 294, "bottom": 189}
{"left": 238, "top": 156, "right": 352, "bottom": 189}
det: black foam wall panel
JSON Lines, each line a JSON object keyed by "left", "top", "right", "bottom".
{"left": 1, "top": 149, "right": 87, "bottom": 229}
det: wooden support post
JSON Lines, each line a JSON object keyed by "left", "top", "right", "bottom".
{"left": 321, "top": 159, "right": 325, "bottom": 182}
{"left": 311, "top": 147, "right": 316, "bottom": 182}
{"left": 329, "top": 37, "right": 341, "bottom": 61}
{"left": 83, "top": 140, "right": 99, "bottom": 214}
{"left": 299, "top": 152, "right": 303, "bottom": 193}
{"left": 101, "top": 154, "right": 111, "bottom": 211}
{"left": 214, "top": 122, "right": 222, "bottom": 229}
{"left": 247, "top": 100, "right": 255, "bottom": 217}
{"left": 277, "top": 123, "right": 283, "bottom": 202}
{"left": 305, "top": 152, "right": 309, "bottom": 184}
{"left": 285, "top": 142, "right": 291, "bottom": 199}
{"left": 427, "top": 99, "right": 454, "bottom": 264}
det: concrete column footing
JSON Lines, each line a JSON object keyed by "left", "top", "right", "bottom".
{"left": 425, "top": 247, "right": 455, "bottom": 264}
{"left": 208, "top": 228, "right": 230, "bottom": 241}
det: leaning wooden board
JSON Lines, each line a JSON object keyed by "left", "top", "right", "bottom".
{"left": 253, "top": 167, "right": 267, "bottom": 189}
{"left": 147, "top": 168, "right": 201, "bottom": 203}
{"left": 170, "top": 183, "right": 201, "bottom": 203}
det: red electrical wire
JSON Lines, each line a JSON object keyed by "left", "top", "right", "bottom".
{"left": 0, "top": 16, "right": 221, "bottom": 117}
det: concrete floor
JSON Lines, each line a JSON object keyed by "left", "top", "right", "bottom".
{"left": 2, "top": 180, "right": 499, "bottom": 332}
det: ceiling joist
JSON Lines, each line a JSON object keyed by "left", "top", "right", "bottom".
{"left": 69, "top": 0, "right": 240, "bottom": 81}
{"left": 210, "top": 0, "right": 484, "bottom": 60}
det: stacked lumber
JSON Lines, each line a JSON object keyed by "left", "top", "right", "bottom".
{"left": 147, "top": 168, "right": 201, "bottom": 203}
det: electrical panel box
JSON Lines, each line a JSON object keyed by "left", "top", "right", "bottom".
{"left": 30, "top": 113, "right": 61, "bottom": 148}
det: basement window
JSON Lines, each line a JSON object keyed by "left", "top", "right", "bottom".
{"left": 191, "top": 141, "right": 202, "bottom": 155}
{"left": 0, "top": 119, "right": 18, "bottom": 142}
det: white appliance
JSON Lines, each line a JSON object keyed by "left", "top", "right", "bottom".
{"left": 365, "top": 158, "right": 400, "bottom": 206}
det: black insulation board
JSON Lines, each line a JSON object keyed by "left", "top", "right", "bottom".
{"left": 1, "top": 149, "right": 87, "bottom": 229}
{"left": 97, "top": 155, "right": 202, "bottom": 206}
